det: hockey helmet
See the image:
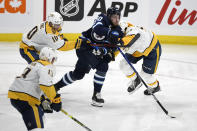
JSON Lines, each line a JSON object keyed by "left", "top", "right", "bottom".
{"left": 119, "top": 21, "right": 135, "bottom": 36}
{"left": 107, "top": 7, "right": 121, "bottom": 17}
{"left": 47, "top": 12, "right": 63, "bottom": 29}
{"left": 119, "top": 21, "right": 128, "bottom": 33}
{"left": 39, "top": 47, "right": 57, "bottom": 64}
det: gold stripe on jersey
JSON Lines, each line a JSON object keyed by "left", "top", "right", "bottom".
{"left": 20, "top": 41, "right": 35, "bottom": 50}
{"left": 114, "top": 50, "right": 120, "bottom": 57}
{"left": 27, "top": 52, "right": 35, "bottom": 62}
{"left": 36, "top": 60, "right": 51, "bottom": 66}
{"left": 122, "top": 35, "right": 135, "bottom": 46}
{"left": 31, "top": 105, "right": 42, "bottom": 128}
{"left": 122, "top": 32, "right": 158, "bottom": 57}
{"left": 8, "top": 90, "right": 41, "bottom": 105}
{"left": 39, "top": 85, "right": 56, "bottom": 101}
{"left": 20, "top": 41, "right": 37, "bottom": 61}
{"left": 154, "top": 46, "right": 160, "bottom": 73}
{"left": 45, "top": 22, "right": 61, "bottom": 36}
{"left": 57, "top": 41, "right": 77, "bottom": 51}
{"left": 132, "top": 32, "right": 158, "bottom": 57}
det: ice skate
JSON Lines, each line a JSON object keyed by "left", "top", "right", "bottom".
{"left": 91, "top": 92, "right": 104, "bottom": 107}
{"left": 144, "top": 82, "right": 160, "bottom": 95}
{"left": 127, "top": 76, "right": 142, "bottom": 94}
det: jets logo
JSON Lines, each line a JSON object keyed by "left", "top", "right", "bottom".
{"left": 59, "top": 0, "right": 79, "bottom": 17}
{"left": 55, "top": 0, "right": 84, "bottom": 21}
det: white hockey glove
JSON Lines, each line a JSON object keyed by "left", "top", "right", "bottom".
{"left": 40, "top": 95, "right": 53, "bottom": 113}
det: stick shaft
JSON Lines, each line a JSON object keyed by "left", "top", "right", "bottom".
{"left": 61, "top": 109, "right": 92, "bottom": 131}
{"left": 118, "top": 48, "right": 171, "bottom": 116}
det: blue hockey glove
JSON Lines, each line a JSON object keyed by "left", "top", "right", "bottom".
{"left": 103, "top": 49, "right": 115, "bottom": 63}
{"left": 108, "top": 30, "right": 119, "bottom": 45}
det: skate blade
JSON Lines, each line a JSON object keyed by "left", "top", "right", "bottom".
{"left": 128, "top": 83, "right": 142, "bottom": 95}
{"left": 91, "top": 100, "right": 103, "bottom": 107}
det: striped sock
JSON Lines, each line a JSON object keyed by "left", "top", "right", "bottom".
{"left": 54, "top": 71, "right": 75, "bottom": 89}
{"left": 93, "top": 71, "right": 106, "bottom": 93}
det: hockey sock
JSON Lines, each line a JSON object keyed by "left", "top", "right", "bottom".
{"left": 54, "top": 71, "right": 75, "bottom": 90}
{"left": 93, "top": 71, "right": 106, "bottom": 93}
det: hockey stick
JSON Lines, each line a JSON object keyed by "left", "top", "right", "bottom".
{"left": 61, "top": 109, "right": 92, "bottom": 131}
{"left": 81, "top": 33, "right": 141, "bottom": 48}
{"left": 118, "top": 48, "right": 176, "bottom": 118}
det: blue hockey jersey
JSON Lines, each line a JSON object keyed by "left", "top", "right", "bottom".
{"left": 82, "top": 13, "right": 123, "bottom": 44}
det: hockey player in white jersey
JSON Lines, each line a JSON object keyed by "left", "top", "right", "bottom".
{"left": 119, "top": 21, "right": 162, "bottom": 95}
{"left": 8, "top": 47, "right": 62, "bottom": 130}
{"left": 20, "top": 12, "right": 78, "bottom": 64}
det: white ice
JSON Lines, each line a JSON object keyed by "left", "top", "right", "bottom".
{"left": 0, "top": 42, "right": 197, "bottom": 131}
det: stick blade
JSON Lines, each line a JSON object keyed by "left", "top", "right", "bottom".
{"left": 167, "top": 112, "right": 183, "bottom": 119}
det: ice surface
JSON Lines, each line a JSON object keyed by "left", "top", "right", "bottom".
{"left": 0, "top": 42, "right": 197, "bottom": 131}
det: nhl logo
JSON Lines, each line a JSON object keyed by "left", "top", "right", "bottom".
{"left": 60, "top": 0, "right": 79, "bottom": 17}
{"left": 55, "top": 0, "right": 84, "bottom": 21}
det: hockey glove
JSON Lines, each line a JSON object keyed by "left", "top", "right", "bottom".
{"left": 104, "top": 52, "right": 115, "bottom": 63}
{"left": 51, "top": 94, "right": 62, "bottom": 112}
{"left": 75, "top": 38, "right": 82, "bottom": 49}
{"left": 92, "top": 47, "right": 107, "bottom": 56}
{"left": 108, "top": 30, "right": 119, "bottom": 45}
{"left": 75, "top": 36, "right": 91, "bottom": 49}
{"left": 40, "top": 95, "right": 53, "bottom": 113}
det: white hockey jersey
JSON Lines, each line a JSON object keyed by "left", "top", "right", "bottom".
{"left": 20, "top": 22, "right": 76, "bottom": 52}
{"left": 122, "top": 24, "right": 158, "bottom": 57}
{"left": 8, "top": 60, "right": 57, "bottom": 105}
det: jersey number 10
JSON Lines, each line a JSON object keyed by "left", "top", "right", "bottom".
{"left": 27, "top": 26, "right": 59, "bottom": 43}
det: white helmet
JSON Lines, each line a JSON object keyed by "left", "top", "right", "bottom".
{"left": 119, "top": 21, "right": 136, "bottom": 36}
{"left": 47, "top": 12, "right": 63, "bottom": 27}
{"left": 39, "top": 47, "right": 57, "bottom": 64}
{"left": 119, "top": 20, "right": 128, "bottom": 33}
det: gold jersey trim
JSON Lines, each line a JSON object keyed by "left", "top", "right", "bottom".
{"left": 8, "top": 90, "right": 40, "bottom": 105}
{"left": 19, "top": 41, "right": 36, "bottom": 50}
{"left": 36, "top": 60, "right": 51, "bottom": 66}
{"left": 57, "top": 41, "right": 77, "bottom": 51}
{"left": 132, "top": 32, "right": 158, "bottom": 57}
{"left": 39, "top": 85, "right": 56, "bottom": 101}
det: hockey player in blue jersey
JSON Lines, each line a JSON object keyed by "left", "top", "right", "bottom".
{"left": 54, "top": 7, "right": 123, "bottom": 107}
